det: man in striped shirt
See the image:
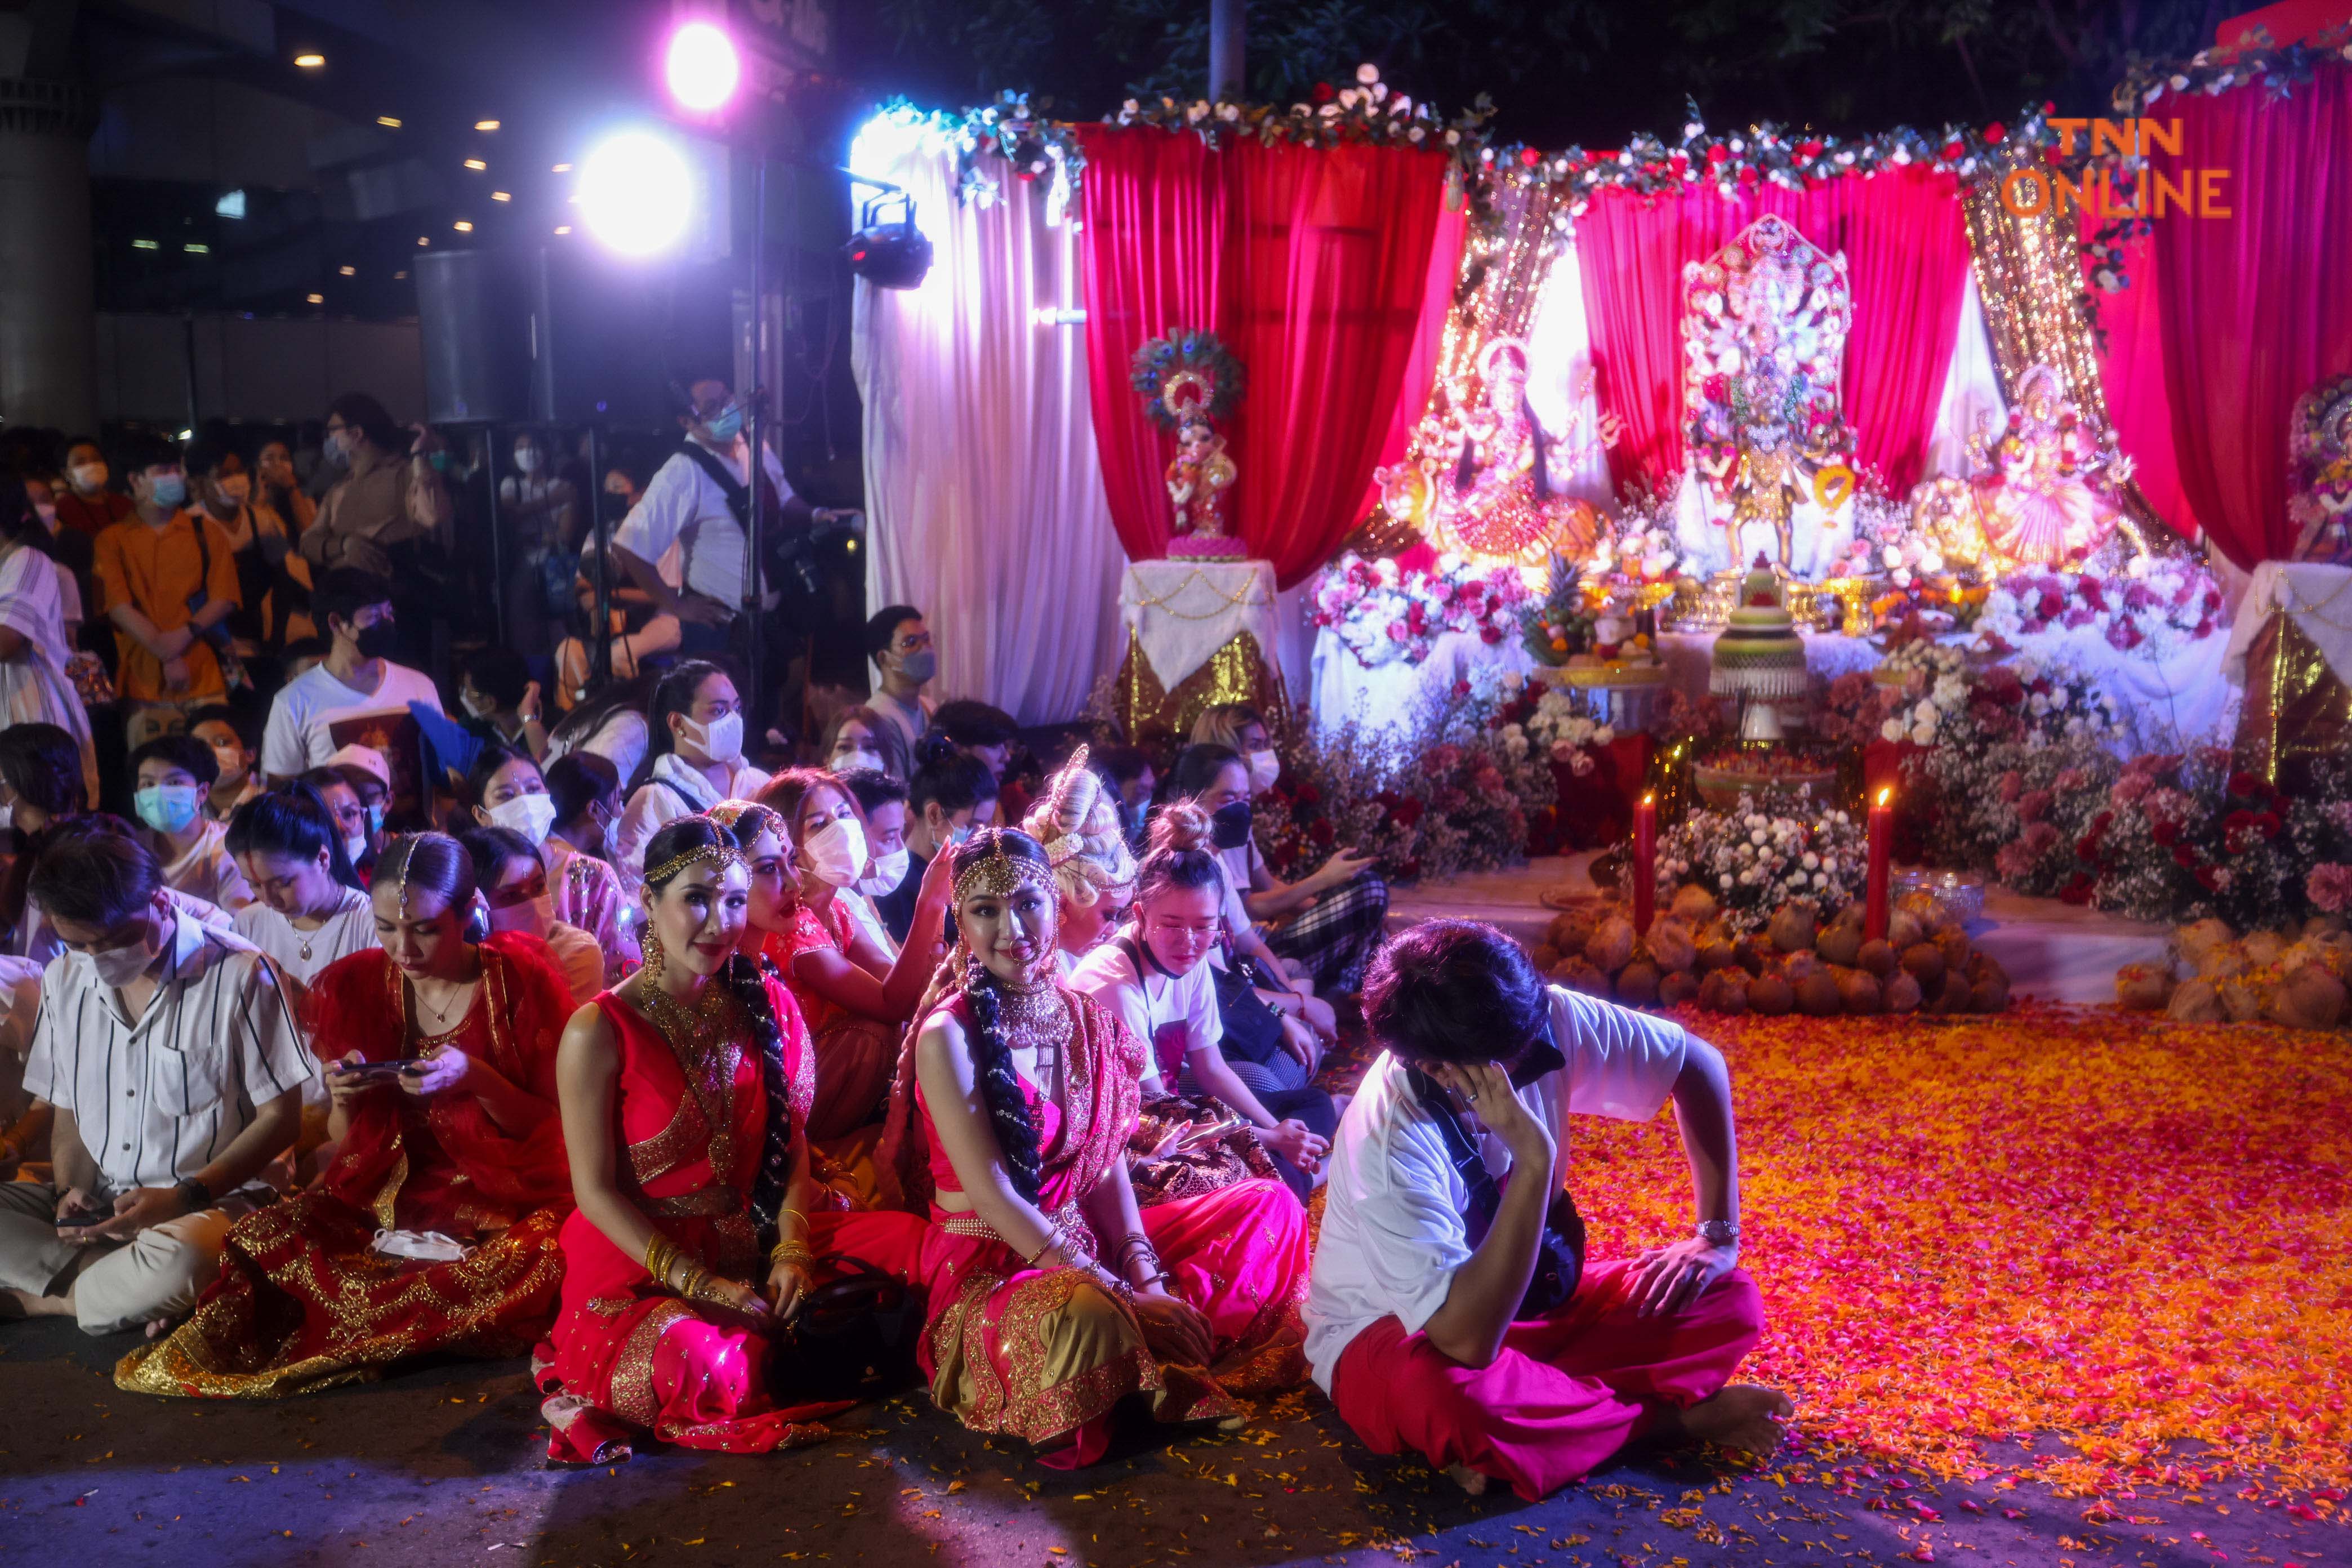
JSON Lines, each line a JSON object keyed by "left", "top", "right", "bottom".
{"left": 0, "top": 831, "right": 310, "bottom": 1335}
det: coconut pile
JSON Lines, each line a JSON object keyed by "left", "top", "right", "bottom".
{"left": 1533, "top": 887, "right": 2012, "bottom": 1017}
{"left": 2115, "top": 915, "right": 2352, "bottom": 1030}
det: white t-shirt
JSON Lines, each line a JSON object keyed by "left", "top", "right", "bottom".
{"left": 261, "top": 659, "right": 444, "bottom": 779}
{"left": 1303, "top": 986, "right": 1692, "bottom": 1392}
{"left": 232, "top": 889, "right": 378, "bottom": 990}
{"left": 547, "top": 709, "right": 651, "bottom": 796}
{"left": 157, "top": 819, "right": 255, "bottom": 911}
{"left": 1068, "top": 931, "right": 1222, "bottom": 1094}
{"left": 611, "top": 756, "right": 774, "bottom": 901}
{"left": 611, "top": 441, "right": 796, "bottom": 607}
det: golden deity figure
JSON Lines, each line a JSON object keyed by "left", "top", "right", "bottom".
{"left": 1167, "top": 412, "right": 1236, "bottom": 540}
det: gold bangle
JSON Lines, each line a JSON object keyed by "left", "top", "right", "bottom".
{"left": 1023, "top": 1228, "right": 1064, "bottom": 1269}
{"left": 674, "top": 1263, "right": 709, "bottom": 1301}
{"left": 644, "top": 1235, "right": 678, "bottom": 1289}
{"left": 769, "top": 1242, "right": 816, "bottom": 1268}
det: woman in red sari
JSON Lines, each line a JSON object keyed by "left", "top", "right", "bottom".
{"left": 118, "top": 832, "right": 576, "bottom": 1398}
{"left": 878, "top": 828, "right": 1311, "bottom": 1469}
{"left": 534, "top": 815, "right": 926, "bottom": 1464}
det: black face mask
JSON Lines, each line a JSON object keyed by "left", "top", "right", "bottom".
{"left": 1209, "top": 799, "right": 1253, "bottom": 852}
{"left": 352, "top": 622, "right": 400, "bottom": 661}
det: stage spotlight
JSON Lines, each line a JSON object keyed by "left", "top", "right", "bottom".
{"left": 578, "top": 130, "right": 694, "bottom": 256}
{"left": 845, "top": 189, "right": 933, "bottom": 290}
{"left": 666, "top": 22, "right": 740, "bottom": 113}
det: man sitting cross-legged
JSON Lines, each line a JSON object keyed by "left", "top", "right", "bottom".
{"left": 1306, "top": 919, "right": 1790, "bottom": 1500}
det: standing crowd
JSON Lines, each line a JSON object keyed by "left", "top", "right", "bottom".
{"left": 0, "top": 386, "right": 1787, "bottom": 1498}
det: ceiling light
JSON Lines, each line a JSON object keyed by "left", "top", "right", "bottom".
{"left": 184, "top": 243, "right": 210, "bottom": 254}
{"left": 551, "top": 162, "right": 572, "bottom": 173}
{"left": 294, "top": 53, "right": 324, "bottom": 68}
{"left": 394, "top": 270, "right": 408, "bottom": 279}
{"left": 554, "top": 225, "right": 572, "bottom": 235}
{"left": 476, "top": 119, "right": 500, "bottom": 132}
{"left": 417, "top": 236, "right": 430, "bottom": 246}
{"left": 132, "top": 238, "right": 159, "bottom": 250}
{"left": 464, "top": 158, "right": 487, "bottom": 171}
{"left": 376, "top": 116, "right": 402, "bottom": 129}
{"left": 453, "top": 220, "right": 474, "bottom": 232}
{"left": 338, "top": 265, "right": 357, "bottom": 276}
{"left": 305, "top": 292, "right": 324, "bottom": 304}
{"left": 491, "top": 190, "right": 511, "bottom": 202}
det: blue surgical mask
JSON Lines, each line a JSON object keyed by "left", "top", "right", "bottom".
{"left": 702, "top": 405, "right": 745, "bottom": 443}
{"left": 148, "top": 474, "right": 188, "bottom": 509}
{"left": 134, "top": 784, "right": 203, "bottom": 835}
{"left": 365, "top": 801, "right": 386, "bottom": 832}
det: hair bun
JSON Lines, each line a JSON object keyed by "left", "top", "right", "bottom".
{"left": 1148, "top": 797, "right": 1214, "bottom": 857}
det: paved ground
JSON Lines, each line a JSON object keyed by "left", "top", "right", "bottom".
{"left": 1, "top": 1319, "right": 2336, "bottom": 1568}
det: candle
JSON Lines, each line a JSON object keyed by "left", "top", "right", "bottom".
{"left": 1633, "top": 791, "right": 1657, "bottom": 936}
{"left": 1865, "top": 786, "right": 1894, "bottom": 942}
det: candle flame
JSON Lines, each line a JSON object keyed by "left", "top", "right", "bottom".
{"left": 1641, "top": 791, "right": 1655, "bottom": 807}
{"left": 1876, "top": 787, "right": 1893, "bottom": 807}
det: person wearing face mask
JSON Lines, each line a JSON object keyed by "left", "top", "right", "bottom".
{"left": 188, "top": 706, "right": 263, "bottom": 823}
{"left": 1191, "top": 703, "right": 1284, "bottom": 797}
{"left": 128, "top": 736, "right": 255, "bottom": 912}
{"left": 465, "top": 746, "right": 633, "bottom": 982}
{"left": 838, "top": 767, "right": 912, "bottom": 956}
{"left": 252, "top": 439, "right": 319, "bottom": 536}
{"left": 1091, "top": 745, "right": 1156, "bottom": 857}
{"left": 117, "top": 832, "right": 577, "bottom": 1398}
{"left": 877, "top": 743, "right": 1000, "bottom": 945}
{"left": 0, "top": 831, "right": 309, "bottom": 1337}
{"left": 455, "top": 826, "right": 605, "bottom": 1006}
{"left": 458, "top": 647, "right": 549, "bottom": 760}
{"left": 92, "top": 439, "right": 242, "bottom": 704}
{"left": 297, "top": 393, "right": 449, "bottom": 597}
{"left": 609, "top": 377, "right": 852, "bottom": 657}
{"left": 298, "top": 767, "right": 376, "bottom": 880}
{"left": 52, "top": 438, "right": 133, "bottom": 540}
{"left": 819, "top": 705, "right": 912, "bottom": 785}
{"left": 226, "top": 784, "right": 374, "bottom": 999}
{"left": 184, "top": 442, "right": 295, "bottom": 653}
{"left": 871, "top": 827, "right": 1312, "bottom": 1466}
{"left": 544, "top": 751, "right": 621, "bottom": 865}
{"left": 259, "top": 569, "right": 444, "bottom": 781}
{"left": 1168, "top": 742, "right": 1386, "bottom": 1007}
{"left": 748, "top": 770, "right": 956, "bottom": 1141}
{"left": 0, "top": 473, "right": 99, "bottom": 803}
{"left": 862, "top": 605, "right": 936, "bottom": 754}
{"left": 611, "top": 660, "right": 772, "bottom": 906}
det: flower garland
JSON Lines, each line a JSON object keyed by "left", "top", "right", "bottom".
{"left": 1309, "top": 550, "right": 1532, "bottom": 670}
{"left": 1974, "top": 557, "right": 2224, "bottom": 661}
{"left": 1112, "top": 63, "right": 1495, "bottom": 176}
{"left": 1655, "top": 792, "right": 1867, "bottom": 935}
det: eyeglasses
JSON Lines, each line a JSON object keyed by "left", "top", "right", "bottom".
{"left": 895, "top": 631, "right": 933, "bottom": 653}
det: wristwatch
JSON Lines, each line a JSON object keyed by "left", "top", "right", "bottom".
{"left": 1695, "top": 1218, "right": 1741, "bottom": 1245}
{"left": 175, "top": 1176, "right": 214, "bottom": 1214}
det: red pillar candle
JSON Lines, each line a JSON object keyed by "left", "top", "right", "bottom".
{"left": 1633, "top": 791, "right": 1657, "bottom": 936}
{"left": 1865, "top": 786, "right": 1894, "bottom": 942}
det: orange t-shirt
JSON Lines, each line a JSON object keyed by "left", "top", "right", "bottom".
{"left": 93, "top": 510, "right": 241, "bottom": 702}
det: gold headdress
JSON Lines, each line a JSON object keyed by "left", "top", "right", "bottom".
{"left": 1018, "top": 745, "right": 1138, "bottom": 908}
{"left": 952, "top": 835, "right": 1056, "bottom": 906}
{"left": 703, "top": 798, "right": 785, "bottom": 844}
{"left": 644, "top": 817, "right": 744, "bottom": 888}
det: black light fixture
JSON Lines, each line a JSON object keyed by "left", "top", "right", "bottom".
{"left": 844, "top": 188, "right": 932, "bottom": 291}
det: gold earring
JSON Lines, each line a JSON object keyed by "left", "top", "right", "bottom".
{"left": 642, "top": 925, "right": 666, "bottom": 986}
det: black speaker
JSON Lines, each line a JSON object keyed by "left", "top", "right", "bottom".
{"left": 416, "top": 250, "right": 534, "bottom": 425}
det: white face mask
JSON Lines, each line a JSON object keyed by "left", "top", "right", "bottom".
{"left": 488, "top": 892, "right": 554, "bottom": 940}
{"left": 832, "top": 749, "right": 884, "bottom": 774}
{"left": 676, "top": 710, "right": 743, "bottom": 765}
{"left": 514, "top": 449, "right": 542, "bottom": 475}
{"left": 1246, "top": 749, "right": 1281, "bottom": 794}
{"left": 33, "top": 501, "right": 57, "bottom": 532}
{"left": 69, "top": 461, "right": 108, "bottom": 495}
{"left": 462, "top": 689, "right": 498, "bottom": 719}
{"left": 856, "top": 847, "right": 911, "bottom": 898}
{"left": 804, "top": 817, "right": 867, "bottom": 889}
{"left": 78, "top": 915, "right": 164, "bottom": 988}
{"left": 216, "top": 474, "right": 251, "bottom": 504}
{"left": 0, "top": 799, "right": 12, "bottom": 832}
{"left": 488, "top": 792, "right": 557, "bottom": 845}
{"left": 345, "top": 831, "right": 370, "bottom": 864}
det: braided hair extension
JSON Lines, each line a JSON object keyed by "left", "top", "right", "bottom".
{"left": 959, "top": 951, "right": 1045, "bottom": 1207}
{"left": 720, "top": 951, "right": 797, "bottom": 1249}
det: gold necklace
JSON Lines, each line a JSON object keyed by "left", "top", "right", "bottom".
{"left": 409, "top": 972, "right": 476, "bottom": 1035}
{"left": 997, "top": 978, "right": 1074, "bottom": 1057}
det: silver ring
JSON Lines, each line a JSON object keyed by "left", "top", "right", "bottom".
{"left": 1464, "top": 1090, "right": 1481, "bottom": 1102}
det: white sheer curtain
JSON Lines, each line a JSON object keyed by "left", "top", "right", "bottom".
{"left": 850, "top": 128, "right": 1125, "bottom": 725}
{"left": 1921, "top": 271, "right": 2007, "bottom": 480}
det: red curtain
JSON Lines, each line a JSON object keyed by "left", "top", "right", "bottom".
{"left": 1575, "top": 166, "right": 1972, "bottom": 495}
{"left": 1076, "top": 127, "right": 1450, "bottom": 587}
{"left": 2086, "top": 224, "right": 2203, "bottom": 545}
{"left": 2148, "top": 64, "right": 2352, "bottom": 568}
{"left": 1355, "top": 198, "right": 1468, "bottom": 529}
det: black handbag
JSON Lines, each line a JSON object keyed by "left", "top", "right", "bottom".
{"left": 1406, "top": 1031, "right": 1587, "bottom": 1320}
{"left": 1209, "top": 955, "right": 1293, "bottom": 1072}
{"left": 761, "top": 1261, "right": 923, "bottom": 1401}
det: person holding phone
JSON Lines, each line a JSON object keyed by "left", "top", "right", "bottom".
{"left": 118, "top": 833, "right": 576, "bottom": 1398}
{"left": 1304, "top": 920, "right": 1787, "bottom": 1502}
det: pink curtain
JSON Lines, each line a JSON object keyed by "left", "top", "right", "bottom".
{"left": 1575, "top": 166, "right": 1972, "bottom": 495}
{"left": 2148, "top": 64, "right": 2352, "bottom": 568}
{"left": 2086, "top": 224, "right": 2202, "bottom": 544}
{"left": 1076, "top": 127, "right": 1450, "bottom": 588}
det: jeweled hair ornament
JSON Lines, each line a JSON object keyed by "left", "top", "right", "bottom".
{"left": 644, "top": 823, "right": 744, "bottom": 889}
{"left": 953, "top": 837, "right": 1055, "bottom": 906}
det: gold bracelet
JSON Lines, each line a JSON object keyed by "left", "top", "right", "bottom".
{"left": 1023, "top": 1228, "right": 1064, "bottom": 1269}
{"left": 769, "top": 1241, "right": 816, "bottom": 1268}
{"left": 644, "top": 1235, "right": 678, "bottom": 1290}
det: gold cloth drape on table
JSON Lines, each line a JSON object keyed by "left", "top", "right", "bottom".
{"left": 1112, "top": 630, "right": 1287, "bottom": 749}
{"left": 2233, "top": 611, "right": 2352, "bottom": 792}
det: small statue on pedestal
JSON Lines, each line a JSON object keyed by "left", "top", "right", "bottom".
{"left": 2289, "top": 373, "right": 2352, "bottom": 564}
{"left": 1133, "top": 330, "right": 1248, "bottom": 562}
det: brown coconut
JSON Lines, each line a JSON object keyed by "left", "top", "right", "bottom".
{"left": 1694, "top": 939, "right": 1738, "bottom": 973}
{"left": 2196, "top": 945, "right": 2247, "bottom": 984}
{"left": 1898, "top": 890, "right": 1952, "bottom": 935}
{"left": 2219, "top": 979, "right": 2263, "bottom": 1022}
{"left": 1887, "top": 910, "right": 1926, "bottom": 952}
{"left": 2175, "top": 917, "right": 2236, "bottom": 968}
{"left": 1837, "top": 966, "right": 1885, "bottom": 1014}
{"left": 1747, "top": 973, "right": 1794, "bottom": 1015}
{"left": 2271, "top": 965, "right": 2347, "bottom": 1031}
{"left": 2241, "top": 930, "right": 2289, "bottom": 969}
{"left": 2166, "top": 977, "right": 2224, "bottom": 1023}
{"left": 1856, "top": 937, "right": 1898, "bottom": 977}
{"left": 1584, "top": 915, "right": 1637, "bottom": 976}
{"left": 1769, "top": 903, "right": 1819, "bottom": 954}
{"left": 1669, "top": 884, "right": 1720, "bottom": 925}
{"left": 1551, "top": 955, "right": 1606, "bottom": 994}
{"left": 1900, "top": 942, "right": 1947, "bottom": 987}
{"left": 1657, "top": 969, "right": 1701, "bottom": 1007}
{"left": 1830, "top": 899, "right": 1867, "bottom": 930}
{"left": 1531, "top": 943, "right": 1562, "bottom": 973}
{"left": 2303, "top": 913, "right": 2348, "bottom": 941}
{"left": 1736, "top": 933, "right": 1775, "bottom": 974}
{"left": 2115, "top": 962, "right": 2176, "bottom": 1012}
{"left": 1546, "top": 910, "right": 1599, "bottom": 956}
{"left": 1796, "top": 970, "right": 1845, "bottom": 1017}
{"left": 1778, "top": 949, "right": 1820, "bottom": 985}
{"left": 1932, "top": 972, "right": 1974, "bottom": 1015}
{"left": 1815, "top": 922, "right": 1865, "bottom": 968}
{"left": 1646, "top": 917, "right": 1699, "bottom": 974}
{"left": 1615, "top": 961, "right": 1662, "bottom": 1007}
{"left": 1936, "top": 925, "right": 1974, "bottom": 977}
{"left": 1882, "top": 970, "right": 1923, "bottom": 1014}
{"left": 1696, "top": 968, "right": 1748, "bottom": 1015}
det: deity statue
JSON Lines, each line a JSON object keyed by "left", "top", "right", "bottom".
{"left": 1911, "top": 364, "right": 2130, "bottom": 571}
{"left": 1166, "top": 401, "right": 1237, "bottom": 542}
{"left": 1674, "top": 215, "right": 1858, "bottom": 580}
{"left": 1375, "top": 336, "right": 1614, "bottom": 568}
{"left": 2289, "top": 373, "right": 2352, "bottom": 564}
{"left": 1133, "top": 330, "right": 1249, "bottom": 562}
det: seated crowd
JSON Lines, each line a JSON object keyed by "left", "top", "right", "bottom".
{"left": 0, "top": 440, "right": 1787, "bottom": 1492}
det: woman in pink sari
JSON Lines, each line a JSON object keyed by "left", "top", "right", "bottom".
{"left": 879, "top": 828, "right": 1309, "bottom": 1468}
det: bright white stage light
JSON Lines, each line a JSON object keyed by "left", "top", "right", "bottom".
{"left": 666, "top": 23, "right": 741, "bottom": 113}
{"left": 578, "top": 130, "right": 694, "bottom": 256}
{"left": 847, "top": 108, "right": 933, "bottom": 188}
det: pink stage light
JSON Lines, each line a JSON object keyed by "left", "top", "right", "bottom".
{"left": 666, "top": 22, "right": 741, "bottom": 114}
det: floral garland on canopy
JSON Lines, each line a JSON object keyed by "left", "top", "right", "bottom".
{"left": 1309, "top": 550, "right": 1532, "bottom": 669}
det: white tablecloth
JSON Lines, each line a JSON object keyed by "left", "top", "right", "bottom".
{"left": 1309, "top": 626, "right": 1535, "bottom": 746}
{"left": 1119, "top": 559, "right": 1282, "bottom": 692}
{"left": 2224, "top": 560, "right": 2352, "bottom": 688}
